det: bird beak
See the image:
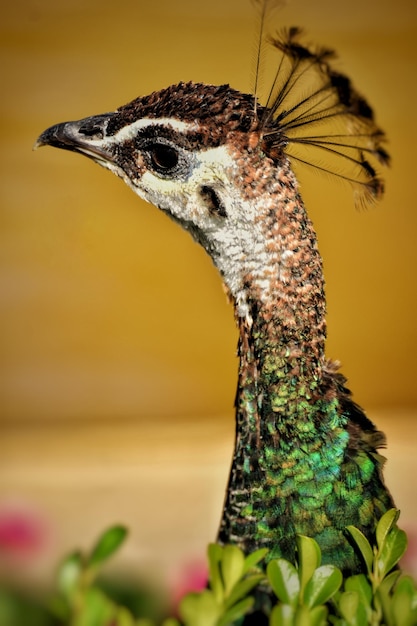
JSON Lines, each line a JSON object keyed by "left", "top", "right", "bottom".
{"left": 34, "top": 113, "right": 116, "bottom": 165}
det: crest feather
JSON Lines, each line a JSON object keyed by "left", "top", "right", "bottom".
{"left": 255, "top": 24, "right": 389, "bottom": 207}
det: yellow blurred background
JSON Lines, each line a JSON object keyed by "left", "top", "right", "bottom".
{"left": 1, "top": 0, "right": 416, "bottom": 594}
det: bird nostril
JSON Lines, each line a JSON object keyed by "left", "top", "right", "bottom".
{"left": 78, "top": 123, "right": 104, "bottom": 139}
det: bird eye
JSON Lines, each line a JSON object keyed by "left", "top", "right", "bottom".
{"left": 148, "top": 142, "right": 179, "bottom": 173}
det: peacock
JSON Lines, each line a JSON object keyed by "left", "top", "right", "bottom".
{"left": 36, "top": 3, "right": 394, "bottom": 579}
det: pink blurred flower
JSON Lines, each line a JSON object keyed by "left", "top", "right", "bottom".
{"left": 0, "top": 504, "right": 46, "bottom": 557}
{"left": 170, "top": 559, "right": 208, "bottom": 612}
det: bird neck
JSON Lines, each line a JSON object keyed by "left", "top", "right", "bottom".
{"left": 219, "top": 182, "right": 347, "bottom": 556}
{"left": 233, "top": 179, "right": 328, "bottom": 430}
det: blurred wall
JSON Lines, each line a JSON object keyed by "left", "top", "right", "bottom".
{"left": 1, "top": 0, "right": 416, "bottom": 586}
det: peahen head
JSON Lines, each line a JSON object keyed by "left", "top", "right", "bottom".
{"left": 36, "top": 29, "right": 389, "bottom": 325}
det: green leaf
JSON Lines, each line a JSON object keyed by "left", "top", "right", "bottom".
{"left": 346, "top": 526, "right": 373, "bottom": 575}
{"left": 345, "top": 574, "right": 372, "bottom": 608}
{"left": 242, "top": 547, "right": 269, "bottom": 573}
{"left": 76, "top": 587, "right": 115, "bottom": 626}
{"left": 394, "top": 575, "right": 416, "bottom": 597}
{"left": 217, "top": 596, "right": 254, "bottom": 626}
{"left": 179, "top": 590, "right": 220, "bottom": 626}
{"left": 88, "top": 526, "right": 128, "bottom": 569}
{"left": 338, "top": 591, "right": 368, "bottom": 626}
{"left": 224, "top": 574, "right": 264, "bottom": 608}
{"left": 378, "top": 569, "right": 402, "bottom": 596}
{"left": 391, "top": 576, "right": 417, "bottom": 626}
{"left": 208, "top": 544, "right": 224, "bottom": 602}
{"left": 305, "top": 605, "right": 328, "bottom": 626}
{"left": 270, "top": 603, "right": 296, "bottom": 626}
{"left": 221, "top": 545, "right": 245, "bottom": 595}
{"left": 292, "top": 604, "right": 326, "bottom": 626}
{"left": 114, "top": 605, "right": 136, "bottom": 626}
{"left": 303, "top": 565, "right": 342, "bottom": 608}
{"left": 376, "top": 583, "right": 394, "bottom": 626}
{"left": 376, "top": 509, "right": 400, "bottom": 551}
{"left": 57, "top": 551, "right": 83, "bottom": 598}
{"left": 374, "top": 572, "right": 405, "bottom": 626}
{"left": 161, "top": 619, "right": 182, "bottom": 626}
{"left": 267, "top": 559, "right": 300, "bottom": 605}
{"left": 296, "top": 536, "right": 321, "bottom": 597}
{"left": 376, "top": 527, "right": 407, "bottom": 578}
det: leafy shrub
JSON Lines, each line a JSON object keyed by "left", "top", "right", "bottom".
{"left": 0, "top": 509, "right": 416, "bottom": 626}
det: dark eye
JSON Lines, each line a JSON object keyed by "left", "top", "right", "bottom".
{"left": 149, "top": 143, "right": 179, "bottom": 172}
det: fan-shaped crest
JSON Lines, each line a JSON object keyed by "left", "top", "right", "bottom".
{"left": 252, "top": 4, "right": 389, "bottom": 207}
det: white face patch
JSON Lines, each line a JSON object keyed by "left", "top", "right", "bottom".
{"left": 133, "top": 143, "right": 238, "bottom": 213}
